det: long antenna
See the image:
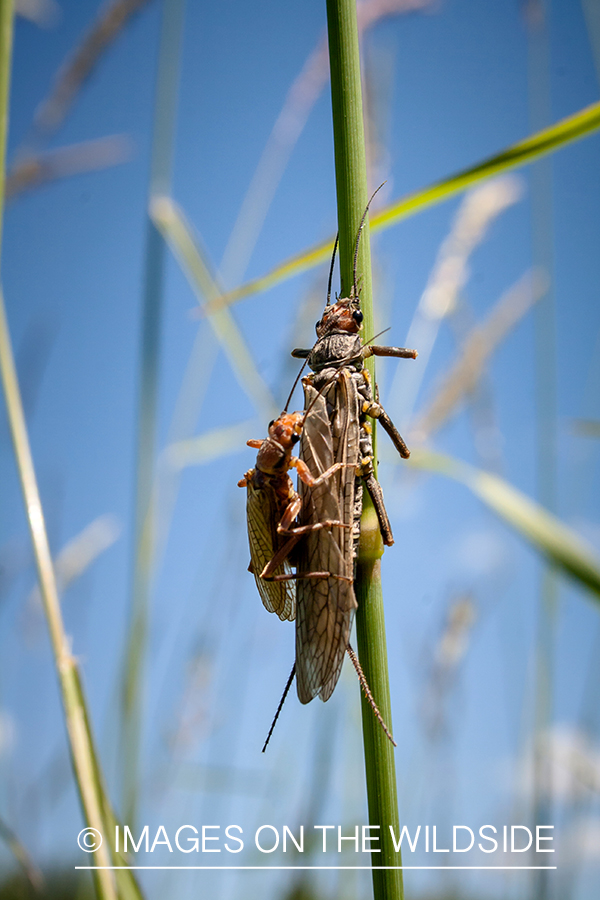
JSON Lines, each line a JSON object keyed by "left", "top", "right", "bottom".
{"left": 352, "top": 182, "right": 386, "bottom": 294}
{"left": 364, "top": 327, "right": 391, "bottom": 345}
{"left": 326, "top": 233, "right": 339, "bottom": 306}
{"left": 262, "top": 663, "right": 296, "bottom": 752}
{"left": 283, "top": 360, "right": 308, "bottom": 412}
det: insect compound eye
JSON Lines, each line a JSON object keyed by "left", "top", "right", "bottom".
{"left": 291, "top": 433, "right": 300, "bottom": 444}
{"left": 353, "top": 309, "right": 364, "bottom": 324}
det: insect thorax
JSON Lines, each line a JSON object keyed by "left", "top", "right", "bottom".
{"left": 308, "top": 333, "right": 362, "bottom": 372}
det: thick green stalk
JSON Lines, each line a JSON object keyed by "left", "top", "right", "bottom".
{"left": 326, "top": 0, "right": 403, "bottom": 897}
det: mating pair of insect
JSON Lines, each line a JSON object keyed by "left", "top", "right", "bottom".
{"left": 238, "top": 195, "right": 417, "bottom": 748}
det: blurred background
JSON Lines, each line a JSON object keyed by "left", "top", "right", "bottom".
{"left": 1, "top": 0, "right": 600, "bottom": 898}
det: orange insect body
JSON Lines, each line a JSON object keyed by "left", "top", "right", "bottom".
{"left": 239, "top": 405, "right": 350, "bottom": 623}
{"left": 238, "top": 413, "right": 303, "bottom": 622}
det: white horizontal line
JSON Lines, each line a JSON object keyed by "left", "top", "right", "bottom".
{"left": 75, "top": 866, "right": 557, "bottom": 871}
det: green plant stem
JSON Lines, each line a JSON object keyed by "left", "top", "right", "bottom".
{"left": 326, "top": 0, "right": 403, "bottom": 897}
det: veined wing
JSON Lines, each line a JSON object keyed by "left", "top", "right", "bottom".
{"left": 295, "top": 372, "right": 359, "bottom": 703}
{"left": 246, "top": 479, "right": 296, "bottom": 622}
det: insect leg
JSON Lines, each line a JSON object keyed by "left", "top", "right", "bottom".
{"left": 274, "top": 461, "right": 355, "bottom": 538}
{"left": 292, "top": 459, "right": 355, "bottom": 489}
{"left": 259, "top": 531, "right": 304, "bottom": 579}
{"left": 261, "top": 523, "right": 350, "bottom": 582}
{"left": 276, "top": 489, "right": 352, "bottom": 539}
{"left": 362, "top": 345, "right": 417, "bottom": 360}
{"left": 364, "top": 401, "right": 410, "bottom": 459}
{"left": 362, "top": 471, "right": 394, "bottom": 546}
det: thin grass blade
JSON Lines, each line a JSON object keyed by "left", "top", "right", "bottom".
{"left": 409, "top": 449, "right": 600, "bottom": 600}
{"left": 165, "top": 419, "right": 258, "bottom": 469}
{"left": 150, "top": 195, "right": 277, "bottom": 420}
{"left": 410, "top": 268, "right": 547, "bottom": 441}
{"left": 205, "top": 99, "right": 600, "bottom": 313}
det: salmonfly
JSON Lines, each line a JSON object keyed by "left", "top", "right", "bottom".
{"left": 238, "top": 373, "right": 352, "bottom": 622}
{"left": 291, "top": 189, "right": 417, "bottom": 705}
{"left": 239, "top": 368, "right": 397, "bottom": 748}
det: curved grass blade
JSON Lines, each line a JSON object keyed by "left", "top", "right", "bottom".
{"left": 26, "top": 0, "right": 152, "bottom": 143}
{"left": 410, "top": 268, "right": 547, "bottom": 441}
{"left": 0, "top": 290, "right": 119, "bottom": 900}
{"left": 219, "top": 0, "right": 433, "bottom": 289}
{"left": 0, "top": 815, "right": 43, "bottom": 893}
{"left": 6, "top": 135, "right": 131, "bottom": 201}
{"left": 165, "top": 419, "right": 258, "bottom": 469}
{"left": 205, "top": 99, "right": 600, "bottom": 314}
{"left": 409, "top": 449, "right": 600, "bottom": 601}
{"left": 0, "top": 7, "right": 116, "bottom": 897}
{"left": 150, "top": 195, "right": 277, "bottom": 421}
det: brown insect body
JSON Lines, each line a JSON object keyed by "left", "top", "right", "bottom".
{"left": 295, "top": 368, "right": 360, "bottom": 703}
{"left": 247, "top": 189, "right": 415, "bottom": 722}
{"left": 293, "top": 294, "right": 416, "bottom": 704}
{"left": 241, "top": 381, "right": 399, "bottom": 748}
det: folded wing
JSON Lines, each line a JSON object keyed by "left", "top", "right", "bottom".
{"left": 295, "top": 373, "right": 359, "bottom": 702}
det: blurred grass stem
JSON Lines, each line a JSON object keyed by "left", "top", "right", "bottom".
{"left": 27, "top": 0, "right": 152, "bottom": 144}
{"left": 0, "top": 9, "right": 117, "bottom": 898}
{"left": 0, "top": 814, "right": 43, "bottom": 892}
{"left": 326, "top": 0, "right": 403, "bottom": 897}
{"left": 409, "top": 267, "right": 547, "bottom": 442}
{"left": 151, "top": 195, "right": 276, "bottom": 420}
{"left": 0, "top": 0, "right": 12, "bottom": 250}
{"left": 390, "top": 175, "right": 523, "bottom": 430}
{"left": 218, "top": 0, "right": 432, "bottom": 290}
{"left": 527, "top": 6, "right": 558, "bottom": 896}
{"left": 409, "top": 450, "right": 600, "bottom": 602}
{"left": 122, "top": 0, "right": 185, "bottom": 829}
